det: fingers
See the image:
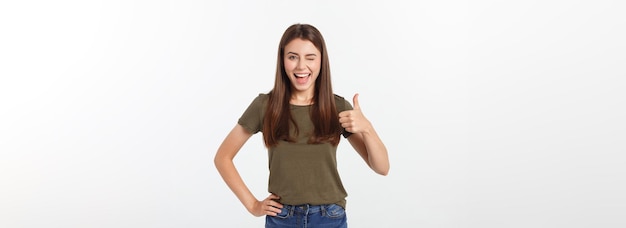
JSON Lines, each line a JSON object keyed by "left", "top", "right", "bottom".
{"left": 338, "top": 93, "right": 363, "bottom": 133}
{"left": 339, "top": 114, "right": 355, "bottom": 133}
{"left": 339, "top": 107, "right": 356, "bottom": 131}
{"left": 339, "top": 116, "right": 353, "bottom": 127}
{"left": 263, "top": 194, "right": 283, "bottom": 216}
{"left": 353, "top": 93, "right": 360, "bottom": 110}
{"left": 268, "top": 193, "right": 280, "bottom": 201}
{"left": 265, "top": 195, "right": 282, "bottom": 206}
{"left": 338, "top": 110, "right": 350, "bottom": 118}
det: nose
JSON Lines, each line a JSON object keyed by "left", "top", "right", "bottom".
{"left": 296, "top": 59, "right": 307, "bottom": 70}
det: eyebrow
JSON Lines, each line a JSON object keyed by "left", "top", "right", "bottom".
{"left": 286, "top": 52, "right": 317, "bottom": 57}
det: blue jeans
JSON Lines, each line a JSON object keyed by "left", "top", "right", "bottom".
{"left": 265, "top": 204, "right": 347, "bottom": 228}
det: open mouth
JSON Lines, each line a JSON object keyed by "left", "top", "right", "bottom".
{"left": 294, "top": 73, "right": 310, "bottom": 84}
{"left": 294, "top": 73, "right": 310, "bottom": 78}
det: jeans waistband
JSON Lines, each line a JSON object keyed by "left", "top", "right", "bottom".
{"left": 282, "top": 204, "right": 331, "bottom": 214}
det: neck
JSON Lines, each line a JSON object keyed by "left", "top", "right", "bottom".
{"left": 290, "top": 91, "right": 314, "bottom": 105}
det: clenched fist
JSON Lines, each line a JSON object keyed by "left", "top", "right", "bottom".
{"left": 339, "top": 93, "right": 372, "bottom": 134}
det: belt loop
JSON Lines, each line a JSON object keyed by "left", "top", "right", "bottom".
{"left": 289, "top": 205, "right": 294, "bottom": 216}
{"left": 321, "top": 204, "right": 326, "bottom": 216}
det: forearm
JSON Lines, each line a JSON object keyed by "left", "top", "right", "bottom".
{"left": 361, "top": 126, "right": 389, "bottom": 175}
{"left": 214, "top": 158, "right": 258, "bottom": 212}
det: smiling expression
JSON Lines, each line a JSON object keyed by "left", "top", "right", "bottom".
{"left": 283, "top": 38, "right": 321, "bottom": 96}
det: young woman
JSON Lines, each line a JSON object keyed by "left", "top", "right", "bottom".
{"left": 214, "top": 23, "right": 389, "bottom": 228}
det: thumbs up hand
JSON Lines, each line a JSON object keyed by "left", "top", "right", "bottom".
{"left": 339, "top": 93, "right": 372, "bottom": 134}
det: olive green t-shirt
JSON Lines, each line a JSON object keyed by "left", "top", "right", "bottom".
{"left": 237, "top": 93, "right": 353, "bottom": 208}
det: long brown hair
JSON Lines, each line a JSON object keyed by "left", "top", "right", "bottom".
{"left": 262, "top": 23, "right": 341, "bottom": 147}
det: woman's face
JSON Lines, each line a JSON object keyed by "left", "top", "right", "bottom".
{"left": 283, "top": 38, "right": 321, "bottom": 95}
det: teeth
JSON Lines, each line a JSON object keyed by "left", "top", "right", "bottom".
{"left": 295, "top": 73, "right": 309, "bottom": 78}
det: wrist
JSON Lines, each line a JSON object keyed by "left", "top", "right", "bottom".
{"left": 244, "top": 199, "right": 258, "bottom": 213}
{"left": 361, "top": 122, "right": 374, "bottom": 135}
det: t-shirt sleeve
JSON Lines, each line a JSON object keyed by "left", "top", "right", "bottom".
{"left": 237, "top": 94, "right": 266, "bottom": 134}
{"left": 338, "top": 96, "right": 354, "bottom": 138}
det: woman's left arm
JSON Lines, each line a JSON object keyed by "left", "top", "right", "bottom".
{"left": 339, "top": 94, "right": 390, "bottom": 176}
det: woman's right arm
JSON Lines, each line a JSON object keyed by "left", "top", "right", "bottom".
{"left": 214, "top": 124, "right": 283, "bottom": 217}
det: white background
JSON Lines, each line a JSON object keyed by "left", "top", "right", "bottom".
{"left": 1, "top": 0, "right": 625, "bottom": 227}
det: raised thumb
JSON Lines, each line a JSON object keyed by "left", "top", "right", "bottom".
{"left": 353, "top": 93, "right": 360, "bottom": 109}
